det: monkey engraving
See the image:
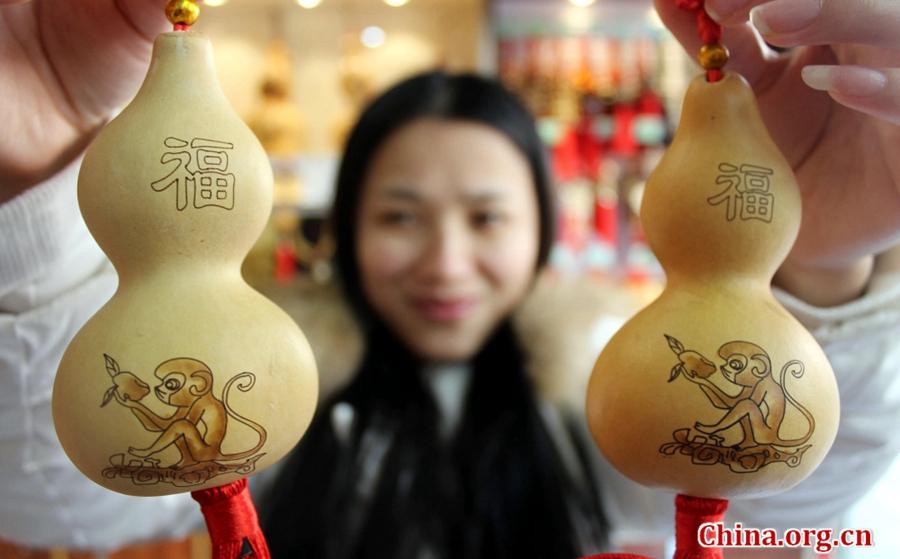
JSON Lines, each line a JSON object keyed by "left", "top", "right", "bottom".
{"left": 111, "top": 357, "right": 267, "bottom": 468}
{"left": 686, "top": 341, "right": 814, "bottom": 449}
{"left": 660, "top": 336, "right": 815, "bottom": 473}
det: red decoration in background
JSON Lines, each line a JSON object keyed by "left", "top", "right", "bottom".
{"left": 610, "top": 103, "right": 638, "bottom": 157}
{"left": 275, "top": 241, "right": 298, "bottom": 283}
{"left": 192, "top": 479, "right": 271, "bottom": 559}
{"left": 575, "top": 112, "right": 604, "bottom": 181}
{"left": 636, "top": 89, "right": 665, "bottom": 117}
{"left": 673, "top": 0, "right": 724, "bottom": 82}
{"left": 593, "top": 196, "right": 617, "bottom": 243}
{"left": 552, "top": 128, "right": 582, "bottom": 183}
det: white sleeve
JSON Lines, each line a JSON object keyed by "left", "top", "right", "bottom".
{"left": 0, "top": 158, "right": 203, "bottom": 550}
{"left": 729, "top": 249, "right": 900, "bottom": 532}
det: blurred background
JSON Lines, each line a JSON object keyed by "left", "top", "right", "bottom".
{"left": 190, "top": 2, "right": 897, "bottom": 557}
{"left": 194, "top": 0, "right": 687, "bottom": 296}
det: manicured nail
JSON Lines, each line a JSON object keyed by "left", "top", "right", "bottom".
{"left": 706, "top": 0, "right": 751, "bottom": 23}
{"left": 802, "top": 66, "right": 887, "bottom": 97}
{"left": 751, "top": 0, "right": 822, "bottom": 35}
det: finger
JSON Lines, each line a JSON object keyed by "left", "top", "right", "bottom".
{"left": 802, "top": 65, "right": 900, "bottom": 125}
{"left": 653, "top": 0, "right": 789, "bottom": 90}
{"left": 115, "top": 0, "right": 175, "bottom": 41}
{"left": 706, "top": 0, "right": 769, "bottom": 26}
{"left": 750, "top": 0, "right": 900, "bottom": 49}
{"left": 0, "top": 0, "right": 32, "bottom": 5}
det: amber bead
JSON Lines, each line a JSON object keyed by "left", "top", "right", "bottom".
{"left": 699, "top": 44, "right": 729, "bottom": 71}
{"left": 165, "top": 0, "right": 200, "bottom": 27}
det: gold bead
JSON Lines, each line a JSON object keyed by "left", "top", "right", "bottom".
{"left": 699, "top": 44, "right": 729, "bottom": 71}
{"left": 165, "top": 0, "right": 200, "bottom": 27}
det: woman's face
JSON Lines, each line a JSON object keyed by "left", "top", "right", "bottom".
{"left": 356, "top": 118, "right": 541, "bottom": 362}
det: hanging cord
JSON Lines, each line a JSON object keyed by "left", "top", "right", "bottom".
{"left": 192, "top": 479, "right": 272, "bottom": 559}
{"left": 674, "top": 494, "right": 728, "bottom": 559}
{"left": 674, "top": 0, "right": 728, "bottom": 82}
{"left": 166, "top": 0, "right": 200, "bottom": 31}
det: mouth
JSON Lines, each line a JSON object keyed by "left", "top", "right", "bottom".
{"left": 720, "top": 366, "right": 733, "bottom": 382}
{"left": 411, "top": 297, "right": 478, "bottom": 323}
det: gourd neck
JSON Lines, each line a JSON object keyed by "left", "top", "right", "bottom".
{"left": 136, "top": 32, "right": 228, "bottom": 109}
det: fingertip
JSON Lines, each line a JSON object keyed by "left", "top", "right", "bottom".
{"left": 802, "top": 65, "right": 887, "bottom": 98}
{"left": 748, "top": 5, "right": 774, "bottom": 35}
{"left": 706, "top": 0, "right": 753, "bottom": 26}
{"left": 800, "top": 65, "right": 834, "bottom": 92}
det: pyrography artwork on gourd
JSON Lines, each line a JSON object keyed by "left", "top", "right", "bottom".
{"left": 582, "top": 2, "right": 840, "bottom": 559}
{"left": 51, "top": 2, "right": 317, "bottom": 557}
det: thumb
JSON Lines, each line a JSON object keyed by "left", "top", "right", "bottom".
{"left": 109, "top": 0, "right": 172, "bottom": 40}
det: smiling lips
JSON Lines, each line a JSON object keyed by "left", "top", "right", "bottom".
{"left": 412, "top": 297, "right": 478, "bottom": 322}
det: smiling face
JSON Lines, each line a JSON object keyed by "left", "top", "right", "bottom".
{"left": 356, "top": 118, "right": 541, "bottom": 362}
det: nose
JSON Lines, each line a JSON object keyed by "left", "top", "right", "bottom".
{"left": 416, "top": 218, "right": 476, "bottom": 284}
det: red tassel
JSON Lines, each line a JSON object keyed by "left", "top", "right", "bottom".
{"left": 192, "top": 479, "right": 271, "bottom": 559}
{"left": 674, "top": 494, "right": 729, "bottom": 559}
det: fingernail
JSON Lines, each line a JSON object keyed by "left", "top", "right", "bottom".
{"left": 751, "top": 0, "right": 821, "bottom": 35}
{"left": 706, "top": 0, "right": 751, "bottom": 23}
{"left": 802, "top": 66, "right": 887, "bottom": 97}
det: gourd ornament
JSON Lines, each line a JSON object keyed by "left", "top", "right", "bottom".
{"left": 587, "top": 71, "right": 839, "bottom": 500}
{"left": 582, "top": 3, "right": 839, "bottom": 559}
{"left": 51, "top": 4, "right": 316, "bottom": 557}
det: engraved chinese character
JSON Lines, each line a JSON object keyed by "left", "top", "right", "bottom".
{"left": 707, "top": 162, "right": 775, "bottom": 223}
{"left": 739, "top": 164, "right": 773, "bottom": 223}
{"left": 151, "top": 137, "right": 236, "bottom": 211}
{"left": 708, "top": 163, "right": 742, "bottom": 221}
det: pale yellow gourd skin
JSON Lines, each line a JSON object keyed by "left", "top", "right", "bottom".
{"left": 587, "top": 74, "right": 840, "bottom": 500}
{"left": 52, "top": 33, "right": 318, "bottom": 497}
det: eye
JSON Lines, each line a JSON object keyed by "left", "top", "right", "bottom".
{"left": 164, "top": 379, "right": 181, "bottom": 391}
{"left": 729, "top": 359, "right": 744, "bottom": 371}
{"left": 471, "top": 210, "right": 505, "bottom": 229}
{"left": 377, "top": 210, "right": 418, "bottom": 227}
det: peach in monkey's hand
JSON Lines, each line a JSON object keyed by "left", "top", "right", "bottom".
{"left": 665, "top": 335, "right": 717, "bottom": 382}
{"left": 100, "top": 353, "right": 150, "bottom": 407}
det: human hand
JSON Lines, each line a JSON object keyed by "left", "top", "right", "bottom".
{"left": 655, "top": 0, "right": 900, "bottom": 305}
{"left": 0, "top": 0, "right": 169, "bottom": 203}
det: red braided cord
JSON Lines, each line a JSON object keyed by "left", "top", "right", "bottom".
{"left": 674, "top": 0, "right": 725, "bottom": 82}
{"left": 192, "top": 479, "right": 271, "bottom": 559}
{"left": 674, "top": 494, "right": 729, "bottom": 559}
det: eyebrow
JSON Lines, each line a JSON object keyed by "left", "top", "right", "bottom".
{"left": 381, "top": 187, "right": 421, "bottom": 201}
{"left": 379, "top": 186, "right": 507, "bottom": 204}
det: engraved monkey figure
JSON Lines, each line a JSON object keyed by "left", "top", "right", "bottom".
{"left": 114, "top": 358, "right": 267, "bottom": 467}
{"left": 684, "top": 341, "right": 815, "bottom": 449}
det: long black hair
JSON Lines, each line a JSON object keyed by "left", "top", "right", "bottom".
{"left": 262, "top": 72, "right": 607, "bottom": 558}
